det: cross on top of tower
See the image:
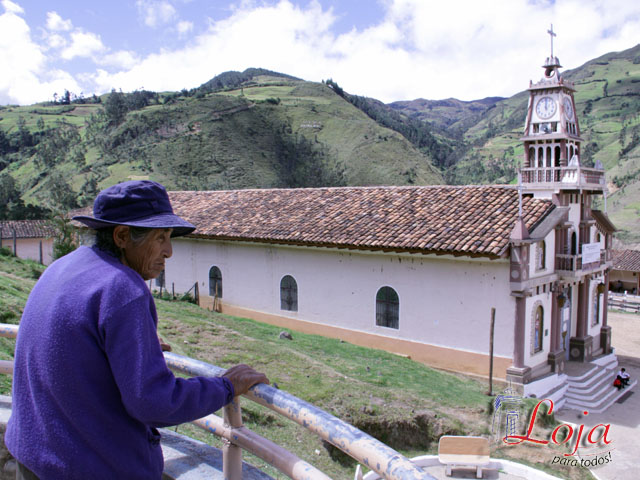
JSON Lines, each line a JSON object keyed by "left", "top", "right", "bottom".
{"left": 547, "top": 24, "right": 556, "bottom": 58}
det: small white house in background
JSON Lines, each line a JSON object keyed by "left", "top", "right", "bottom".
{"left": 610, "top": 250, "right": 640, "bottom": 294}
{"left": 0, "top": 220, "right": 55, "bottom": 265}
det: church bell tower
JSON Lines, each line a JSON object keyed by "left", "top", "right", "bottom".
{"left": 520, "top": 25, "right": 605, "bottom": 196}
{"left": 513, "top": 26, "right": 613, "bottom": 378}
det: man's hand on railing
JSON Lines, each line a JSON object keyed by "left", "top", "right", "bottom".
{"left": 223, "top": 364, "right": 270, "bottom": 396}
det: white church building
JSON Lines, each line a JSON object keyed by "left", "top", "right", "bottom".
{"left": 78, "top": 39, "right": 621, "bottom": 403}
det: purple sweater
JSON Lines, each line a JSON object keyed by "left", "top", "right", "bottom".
{"left": 6, "top": 246, "right": 234, "bottom": 479}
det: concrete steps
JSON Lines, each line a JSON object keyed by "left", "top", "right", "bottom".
{"left": 562, "top": 355, "right": 636, "bottom": 413}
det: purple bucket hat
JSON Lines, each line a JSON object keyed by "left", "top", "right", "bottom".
{"left": 73, "top": 180, "right": 195, "bottom": 237}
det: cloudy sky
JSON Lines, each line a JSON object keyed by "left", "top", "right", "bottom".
{"left": 1, "top": 0, "right": 639, "bottom": 106}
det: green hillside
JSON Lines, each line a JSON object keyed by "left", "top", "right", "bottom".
{"left": 390, "top": 44, "right": 640, "bottom": 244}
{"left": 0, "top": 71, "right": 442, "bottom": 219}
{"left": 2, "top": 45, "right": 640, "bottom": 244}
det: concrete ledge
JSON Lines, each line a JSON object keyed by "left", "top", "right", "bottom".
{"left": 161, "top": 429, "right": 272, "bottom": 480}
{"left": 361, "top": 454, "right": 563, "bottom": 480}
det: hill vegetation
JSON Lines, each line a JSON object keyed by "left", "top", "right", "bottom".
{"left": 389, "top": 44, "right": 640, "bottom": 244}
{"left": 1, "top": 45, "right": 639, "bottom": 244}
{"left": 0, "top": 69, "right": 442, "bottom": 220}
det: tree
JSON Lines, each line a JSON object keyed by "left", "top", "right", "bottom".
{"left": 0, "top": 128, "right": 10, "bottom": 155}
{"left": 104, "top": 89, "right": 128, "bottom": 126}
{"left": 0, "top": 173, "right": 20, "bottom": 218}
{"left": 49, "top": 211, "right": 77, "bottom": 260}
{"left": 41, "top": 172, "right": 78, "bottom": 211}
{"left": 15, "top": 116, "right": 34, "bottom": 148}
{"left": 79, "top": 175, "right": 99, "bottom": 206}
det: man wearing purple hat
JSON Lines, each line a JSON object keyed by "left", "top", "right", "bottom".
{"left": 6, "top": 180, "right": 269, "bottom": 479}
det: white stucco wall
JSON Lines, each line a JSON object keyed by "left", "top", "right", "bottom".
{"left": 1, "top": 238, "right": 53, "bottom": 265}
{"left": 165, "top": 239, "right": 516, "bottom": 358}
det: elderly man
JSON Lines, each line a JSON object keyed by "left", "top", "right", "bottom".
{"left": 6, "top": 180, "right": 269, "bottom": 479}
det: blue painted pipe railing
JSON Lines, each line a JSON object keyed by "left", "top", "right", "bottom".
{"left": 164, "top": 352, "right": 435, "bottom": 480}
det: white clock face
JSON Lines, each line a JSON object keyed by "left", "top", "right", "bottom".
{"left": 536, "top": 96, "right": 557, "bottom": 119}
{"left": 563, "top": 97, "right": 574, "bottom": 120}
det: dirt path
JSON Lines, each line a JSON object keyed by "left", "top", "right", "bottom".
{"left": 607, "top": 310, "right": 640, "bottom": 357}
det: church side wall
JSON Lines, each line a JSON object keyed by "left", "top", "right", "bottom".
{"left": 165, "top": 239, "right": 515, "bottom": 377}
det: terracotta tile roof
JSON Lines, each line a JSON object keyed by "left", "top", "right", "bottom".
{"left": 612, "top": 249, "right": 640, "bottom": 272}
{"left": 0, "top": 220, "right": 55, "bottom": 239}
{"left": 166, "top": 186, "right": 555, "bottom": 258}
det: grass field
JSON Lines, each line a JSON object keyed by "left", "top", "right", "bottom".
{"left": 0, "top": 250, "right": 599, "bottom": 479}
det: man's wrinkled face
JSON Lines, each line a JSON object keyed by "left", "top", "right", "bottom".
{"left": 115, "top": 227, "right": 173, "bottom": 280}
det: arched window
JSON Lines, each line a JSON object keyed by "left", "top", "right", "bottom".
{"left": 535, "top": 241, "right": 546, "bottom": 271}
{"left": 376, "top": 287, "right": 399, "bottom": 329}
{"left": 554, "top": 146, "right": 561, "bottom": 167}
{"left": 280, "top": 275, "right": 298, "bottom": 311}
{"left": 546, "top": 146, "right": 552, "bottom": 167}
{"left": 592, "top": 287, "right": 601, "bottom": 326}
{"left": 537, "top": 147, "right": 544, "bottom": 167}
{"left": 528, "top": 147, "right": 535, "bottom": 167}
{"left": 534, "top": 306, "right": 544, "bottom": 353}
{"left": 209, "top": 266, "right": 222, "bottom": 298}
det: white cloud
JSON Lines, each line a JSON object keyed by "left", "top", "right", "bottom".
{"left": 60, "top": 30, "right": 105, "bottom": 60}
{"left": 84, "top": 0, "right": 640, "bottom": 103}
{"left": 0, "top": 2, "right": 47, "bottom": 104}
{"left": 1, "top": 0, "right": 22, "bottom": 15}
{"left": 136, "top": 0, "right": 177, "bottom": 28}
{"left": 100, "top": 50, "right": 140, "bottom": 70}
{"left": 46, "top": 11, "right": 72, "bottom": 32}
{"left": 45, "top": 33, "right": 67, "bottom": 50}
{"left": 2, "top": 0, "right": 640, "bottom": 105}
{"left": 176, "top": 20, "right": 193, "bottom": 36}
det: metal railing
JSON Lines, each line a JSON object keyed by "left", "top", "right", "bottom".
{"left": 608, "top": 294, "right": 640, "bottom": 313}
{"left": 0, "top": 323, "right": 434, "bottom": 480}
{"left": 520, "top": 166, "right": 605, "bottom": 188}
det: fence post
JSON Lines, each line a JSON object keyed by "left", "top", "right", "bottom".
{"left": 223, "top": 398, "right": 243, "bottom": 479}
{"left": 488, "top": 308, "right": 495, "bottom": 396}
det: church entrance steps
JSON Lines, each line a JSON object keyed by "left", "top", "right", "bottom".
{"left": 565, "top": 365, "right": 617, "bottom": 397}
{"left": 561, "top": 354, "right": 636, "bottom": 413}
{"left": 564, "top": 379, "right": 637, "bottom": 414}
{"left": 542, "top": 381, "right": 569, "bottom": 410}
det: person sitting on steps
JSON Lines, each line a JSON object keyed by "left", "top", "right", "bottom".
{"left": 618, "top": 368, "right": 631, "bottom": 387}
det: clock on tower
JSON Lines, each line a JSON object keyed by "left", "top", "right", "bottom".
{"left": 520, "top": 24, "right": 587, "bottom": 187}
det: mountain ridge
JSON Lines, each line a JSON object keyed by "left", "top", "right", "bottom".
{"left": 1, "top": 45, "right": 639, "bottom": 244}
